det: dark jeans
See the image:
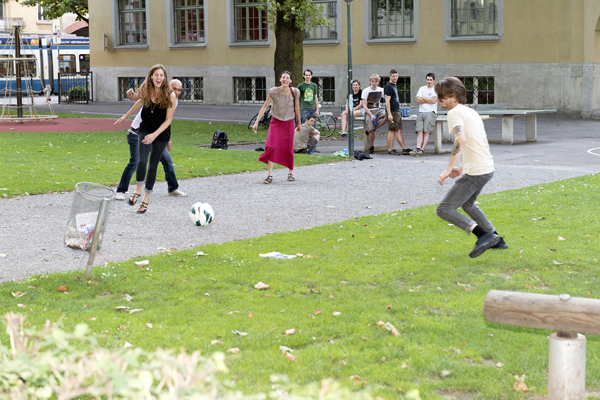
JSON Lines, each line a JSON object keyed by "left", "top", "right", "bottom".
{"left": 116, "top": 128, "right": 179, "bottom": 193}
{"left": 136, "top": 130, "right": 171, "bottom": 193}
{"left": 300, "top": 110, "right": 315, "bottom": 123}
{"left": 436, "top": 172, "right": 495, "bottom": 233}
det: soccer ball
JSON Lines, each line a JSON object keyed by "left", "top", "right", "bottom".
{"left": 189, "top": 202, "right": 214, "bottom": 227}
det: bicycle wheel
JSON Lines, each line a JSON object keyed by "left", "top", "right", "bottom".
{"left": 316, "top": 114, "right": 337, "bottom": 138}
{"left": 248, "top": 113, "right": 258, "bottom": 129}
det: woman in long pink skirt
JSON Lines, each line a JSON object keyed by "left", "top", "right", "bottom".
{"left": 253, "top": 71, "right": 301, "bottom": 184}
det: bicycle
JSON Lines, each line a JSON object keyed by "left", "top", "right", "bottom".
{"left": 314, "top": 112, "right": 338, "bottom": 138}
{"left": 248, "top": 105, "right": 271, "bottom": 130}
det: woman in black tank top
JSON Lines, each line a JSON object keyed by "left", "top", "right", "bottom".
{"left": 115, "top": 64, "right": 176, "bottom": 214}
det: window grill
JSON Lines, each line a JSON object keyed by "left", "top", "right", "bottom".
{"left": 379, "top": 76, "right": 411, "bottom": 104}
{"left": 458, "top": 76, "right": 494, "bottom": 105}
{"left": 174, "top": 77, "right": 204, "bottom": 103}
{"left": 234, "top": 76, "right": 266, "bottom": 103}
{"left": 372, "top": 0, "right": 414, "bottom": 39}
{"left": 118, "top": 77, "right": 145, "bottom": 101}
{"left": 310, "top": 76, "right": 335, "bottom": 105}
{"left": 451, "top": 0, "right": 497, "bottom": 36}
{"left": 174, "top": 0, "right": 205, "bottom": 44}
{"left": 234, "top": 0, "right": 268, "bottom": 42}
{"left": 304, "top": 1, "right": 337, "bottom": 40}
{"left": 118, "top": 0, "right": 147, "bottom": 45}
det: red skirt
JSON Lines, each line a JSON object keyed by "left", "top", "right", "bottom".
{"left": 258, "top": 117, "right": 295, "bottom": 170}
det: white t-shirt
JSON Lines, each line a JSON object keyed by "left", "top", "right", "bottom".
{"left": 447, "top": 104, "right": 494, "bottom": 176}
{"left": 416, "top": 85, "right": 438, "bottom": 113}
{"left": 131, "top": 98, "right": 179, "bottom": 130}
{"left": 361, "top": 86, "right": 384, "bottom": 109}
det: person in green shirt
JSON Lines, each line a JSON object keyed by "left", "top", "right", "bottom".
{"left": 297, "top": 69, "right": 320, "bottom": 123}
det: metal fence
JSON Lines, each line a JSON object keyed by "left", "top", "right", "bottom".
{"left": 58, "top": 72, "right": 93, "bottom": 104}
{"left": 458, "top": 76, "right": 495, "bottom": 105}
{"left": 118, "top": 77, "right": 145, "bottom": 101}
{"left": 234, "top": 77, "right": 266, "bottom": 104}
{"left": 174, "top": 77, "right": 204, "bottom": 103}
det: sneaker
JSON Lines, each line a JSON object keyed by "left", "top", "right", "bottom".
{"left": 387, "top": 149, "right": 400, "bottom": 156}
{"left": 340, "top": 130, "right": 348, "bottom": 136}
{"left": 115, "top": 192, "right": 126, "bottom": 201}
{"left": 169, "top": 189, "right": 188, "bottom": 197}
{"left": 492, "top": 237, "right": 508, "bottom": 249}
{"left": 402, "top": 148, "right": 412, "bottom": 156}
{"left": 368, "top": 146, "right": 374, "bottom": 154}
{"left": 409, "top": 148, "right": 422, "bottom": 156}
{"left": 469, "top": 231, "right": 500, "bottom": 258}
{"left": 415, "top": 149, "right": 424, "bottom": 157}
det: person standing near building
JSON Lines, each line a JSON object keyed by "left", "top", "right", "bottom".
{"left": 297, "top": 69, "right": 319, "bottom": 123}
{"left": 361, "top": 74, "right": 387, "bottom": 154}
{"left": 412, "top": 73, "right": 438, "bottom": 156}
{"left": 113, "top": 79, "right": 187, "bottom": 201}
{"left": 253, "top": 71, "right": 301, "bottom": 184}
{"left": 435, "top": 77, "right": 507, "bottom": 258}
{"left": 384, "top": 69, "right": 412, "bottom": 156}
{"left": 114, "top": 64, "right": 177, "bottom": 214}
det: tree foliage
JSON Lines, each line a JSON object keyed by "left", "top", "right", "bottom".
{"left": 3, "top": 0, "right": 89, "bottom": 24}
{"left": 257, "top": 0, "right": 331, "bottom": 87}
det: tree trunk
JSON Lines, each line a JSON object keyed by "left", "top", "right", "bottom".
{"left": 273, "top": 1, "right": 304, "bottom": 88}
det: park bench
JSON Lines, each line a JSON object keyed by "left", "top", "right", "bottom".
{"left": 484, "top": 290, "right": 600, "bottom": 400}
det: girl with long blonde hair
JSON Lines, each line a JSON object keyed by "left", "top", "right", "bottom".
{"left": 115, "top": 64, "right": 176, "bottom": 213}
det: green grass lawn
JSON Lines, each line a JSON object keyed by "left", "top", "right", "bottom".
{"left": 0, "top": 118, "right": 340, "bottom": 198}
{"left": 1, "top": 174, "right": 598, "bottom": 399}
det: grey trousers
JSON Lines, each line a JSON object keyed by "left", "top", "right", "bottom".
{"left": 436, "top": 172, "right": 495, "bottom": 233}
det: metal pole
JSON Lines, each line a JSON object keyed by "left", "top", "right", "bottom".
{"left": 85, "top": 198, "right": 110, "bottom": 278}
{"left": 346, "top": 1, "right": 354, "bottom": 156}
{"left": 14, "top": 23, "right": 23, "bottom": 121}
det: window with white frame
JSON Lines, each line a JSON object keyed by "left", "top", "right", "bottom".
{"left": 38, "top": 6, "right": 48, "bottom": 21}
{"left": 372, "top": 0, "right": 414, "bottom": 39}
{"left": 234, "top": 0, "right": 268, "bottom": 42}
{"left": 451, "top": 0, "right": 497, "bottom": 36}
{"left": 174, "top": 0, "right": 205, "bottom": 44}
{"left": 118, "top": 0, "right": 147, "bottom": 45}
{"left": 234, "top": 77, "right": 266, "bottom": 103}
{"left": 304, "top": 1, "right": 337, "bottom": 40}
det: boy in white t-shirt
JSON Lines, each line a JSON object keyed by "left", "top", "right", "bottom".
{"left": 361, "top": 74, "right": 388, "bottom": 154}
{"left": 412, "top": 73, "right": 438, "bottom": 156}
{"left": 434, "top": 77, "right": 507, "bottom": 258}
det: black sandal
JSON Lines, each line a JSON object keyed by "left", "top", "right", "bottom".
{"left": 264, "top": 175, "right": 273, "bottom": 184}
{"left": 287, "top": 174, "right": 295, "bottom": 182}
{"left": 127, "top": 192, "right": 141, "bottom": 206}
{"left": 137, "top": 201, "right": 148, "bottom": 214}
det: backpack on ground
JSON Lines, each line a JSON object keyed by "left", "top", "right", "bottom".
{"left": 210, "top": 130, "right": 228, "bottom": 150}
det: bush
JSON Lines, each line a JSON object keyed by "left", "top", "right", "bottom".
{"left": 0, "top": 313, "right": 420, "bottom": 400}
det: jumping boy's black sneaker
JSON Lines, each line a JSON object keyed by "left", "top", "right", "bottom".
{"left": 469, "top": 231, "right": 500, "bottom": 258}
{"left": 368, "top": 146, "right": 374, "bottom": 154}
{"left": 491, "top": 237, "right": 508, "bottom": 249}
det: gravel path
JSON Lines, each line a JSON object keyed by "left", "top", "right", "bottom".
{"left": 2, "top": 143, "right": 599, "bottom": 282}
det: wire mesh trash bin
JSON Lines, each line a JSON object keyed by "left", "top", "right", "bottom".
{"left": 64, "top": 182, "right": 114, "bottom": 277}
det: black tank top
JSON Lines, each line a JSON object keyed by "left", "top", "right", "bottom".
{"left": 140, "top": 100, "right": 171, "bottom": 142}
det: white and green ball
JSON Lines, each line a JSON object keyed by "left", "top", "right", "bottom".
{"left": 189, "top": 202, "right": 214, "bottom": 227}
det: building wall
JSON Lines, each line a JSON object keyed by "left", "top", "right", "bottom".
{"left": 90, "top": 0, "right": 600, "bottom": 117}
